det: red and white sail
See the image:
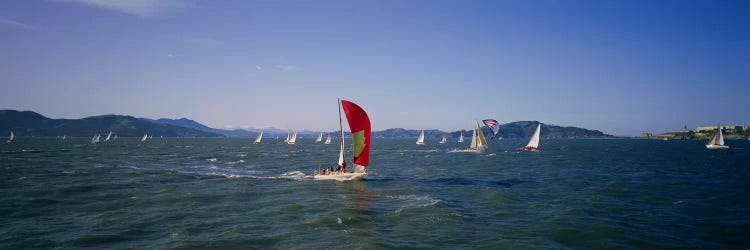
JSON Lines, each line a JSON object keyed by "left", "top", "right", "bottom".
{"left": 341, "top": 99, "right": 371, "bottom": 172}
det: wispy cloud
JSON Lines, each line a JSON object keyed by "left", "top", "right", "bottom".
{"left": 277, "top": 65, "right": 297, "bottom": 71}
{"left": 255, "top": 65, "right": 263, "bottom": 71}
{"left": 53, "top": 0, "right": 193, "bottom": 17}
{"left": 0, "top": 18, "right": 32, "bottom": 30}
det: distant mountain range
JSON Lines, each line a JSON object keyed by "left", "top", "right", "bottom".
{"left": 0, "top": 110, "right": 615, "bottom": 139}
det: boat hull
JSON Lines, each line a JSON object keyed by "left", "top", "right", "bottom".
{"left": 313, "top": 172, "right": 366, "bottom": 181}
{"left": 706, "top": 144, "right": 729, "bottom": 149}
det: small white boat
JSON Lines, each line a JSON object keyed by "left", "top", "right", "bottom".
{"left": 458, "top": 131, "right": 464, "bottom": 143}
{"left": 524, "top": 124, "right": 541, "bottom": 151}
{"left": 315, "top": 132, "right": 323, "bottom": 143}
{"left": 287, "top": 130, "right": 297, "bottom": 145}
{"left": 253, "top": 130, "right": 263, "bottom": 144}
{"left": 284, "top": 132, "right": 290, "bottom": 143}
{"left": 104, "top": 131, "right": 112, "bottom": 142}
{"left": 7, "top": 131, "right": 14, "bottom": 143}
{"left": 313, "top": 99, "right": 371, "bottom": 181}
{"left": 324, "top": 133, "right": 332, "bottom": 144}
{"left": 141, "top": 134, "right": 148, "bottom": 142}
{"left": 439, "top": 135, "right": 447, "bottom": 144}
{"left": 91, "top": 134, "right": 100, "bottom": 144}
{"left": 706, "top": 126, "right": 729, "bottom": 149}
{"left": 62, "top": 135, "right": 66, "bottom": 140}
{"left": 416, "top": 130, "right": 425, "bottom": 145}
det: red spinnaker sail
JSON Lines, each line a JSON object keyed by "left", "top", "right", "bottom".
{"left": 341, "top": 100, "right": 371, "bottom": 167}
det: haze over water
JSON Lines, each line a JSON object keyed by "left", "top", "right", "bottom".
{"left": 2, "top": 138, "right": 749, "bottom": 248}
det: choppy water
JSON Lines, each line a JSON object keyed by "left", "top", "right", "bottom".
{"left": 2, "top": 138, "right": 749, "bottom": 248}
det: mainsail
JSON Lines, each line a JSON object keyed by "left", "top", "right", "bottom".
{"left": 468, "top": 122, "right": 488, "bottom": 152}
{"left": 416, "top": 130, "right": 425, "bottom": 145}
{"left": 440, "top": 135, "right": 447, "bottom": 144}
{"left": 316, "top": 133, "right": 323, "bottom": 143}
{"left": 141, "top": 134, "right": 148, "bottom": 142}
{"left": 458, "top": 131, "right": 464, "bottom": 142}
{"left": 7, "top": 131, "right": 14, "bottom": 142}
{"left": 525, "top": 124, "right": 541, "bottom": 150}
{"left": 253, "top": 130, "right": 263, "bottom": 144}
{"left": 341, "top": 99, "right": 371, "bottom": 172}
{"left": 104, "top": 131, "right": 112, "bottom": 141}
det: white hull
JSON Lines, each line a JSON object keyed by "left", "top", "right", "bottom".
{"left": 706, "top": 144, "right": 729, "bottom": 149}
{"left": 313, "top": 172, "right": 366, "bottom": 181}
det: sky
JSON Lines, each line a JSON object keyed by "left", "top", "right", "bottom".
{"left": 1, "top": 0, "right": 748, "bottom": 136}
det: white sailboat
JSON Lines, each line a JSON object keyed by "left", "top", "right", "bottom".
{"left": 104, "top": 131, "right": 112, "bottom": 142}
{"left": 324, "top": 133, "right": 332, "bottom": 144}
{"left": 524, "top": 124, "right": 541, "bottom": 151}
{"left": 284, "top": 132, "right": 290, "bottom": 143}
{"left": 62, "top": 135, "right": 66, "bottom": 140}
{"left": 458, "top": 131, "right": 464, "bottom": 143}
{"left": 416, "top": 130, "right": 425, "bottom": 145}
{"left": 314, "top": 99, "right": 371, "bottom": 181}
{"left": 467, "top": 122, "right": 488, "bottom": 153}
{"left": 7, "top": 131, "right": 14, "bottom": 143}
{"left": 287, "top": 130, "right": 297, "bottom": 145}
{"left": 706, "top": 126, "right": 729, "bottom": 149}
{"left": 253, "top": 130, "right": 263, "bottom": 144}
{"left": 91, "top": 134, "right": 100, "bottom": 144}
{"left": 141, "top": 133, "right": 148, "bottom": 142}
{"left": 439, "top": 135, "right": 447, "bottom": 144}
{"left": 315, "top": 132, "right": 323, "bottom": 143}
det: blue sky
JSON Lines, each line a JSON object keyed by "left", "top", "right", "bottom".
{"left": 1, "top": 0, "right": 748, "bottom": 136}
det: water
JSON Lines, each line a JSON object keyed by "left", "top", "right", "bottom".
{"left": 2, "top": 138, "right": 749, "bottom": 248}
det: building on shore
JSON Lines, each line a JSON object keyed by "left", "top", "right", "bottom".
{"left": 695, "top": 125, "right": 741, "bottom": 132}
{"left": 640, "top": 133, "right": 653, "bottom": 139}
{"left": 679, "top": 125, "right": 691, "bottom": 133}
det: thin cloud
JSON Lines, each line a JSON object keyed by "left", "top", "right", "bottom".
{"left": 277, "top": 65, "right": 297, "bottom": 71}
{"left": 0, "top": 18, "right": 32, "bottom": 30}
{"left": 255, "top": 65, "right": 263, "bottom": 71}
{"left": 52, "top": 0, "right": 193, "bottom": 17}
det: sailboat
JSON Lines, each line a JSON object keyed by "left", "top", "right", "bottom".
{"left": 113, "top": 135, "right": 118, "bottom": 140}
{"left": 314, "top": 99, "right": 371, "bottom": 181}
{"left": 467, "top": 122, "right": 488, "bottom": 153}
{"left": 524, "top": 124, "right": 541, "bottom": 151}
{"left": 324, "top": 133, "right": 332, "bottom": 144}
{"left": 6, "top": 131, "right": 14, "bottom": 143}
{"left": 706, "top": 126, "right": 729, "bottom": 149}
{"left": 91, "top": 134, "right": 100, "bottom": 144}
{"left": 141, "top": 133, "right": 148, "bottom": 142}
{"left": 315, "top": 132, "right": 323, "bottom": 143}
{"left": 416, "top": 130, "right": 425, "bottom": 145}
{"left": 104, "top": 131, "right": 112, "bottom": 142}
{"left": 253, "top": 130, "right": 263, "bottom": 144}
{"left": 62, "top": 135, "right": 66, "bottom": 140}
{"left": 284, "top": 132, "right": 290, "bottom": 143}
{"left": 439, "top": 135, "right": 447, "bottom": 144}
{"left": 287, "top": 130, "right": 297, "bottom": 145}
{"left": 458, "top": 131, "right": 464, "bottom": 142}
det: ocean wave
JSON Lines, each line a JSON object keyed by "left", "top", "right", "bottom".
{"left": 387, "top": 194, "right": 441, "bottom": 213}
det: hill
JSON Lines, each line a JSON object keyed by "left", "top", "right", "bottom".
{"left": 0, "top": 110, "right": 222, "bottom": 137}
{"left": 379, "top": 121, "right": 615, "bottom": 140}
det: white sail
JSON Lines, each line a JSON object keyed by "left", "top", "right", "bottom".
{"left": 324, "top": 133, "right": 332, "bottom": 144}
{"left": 416, "top": 130, "right": 425, "bottom": 145}
{"left": 440, "top": 135, "right": 447, "bottom": 144}
{"left": 287, "top": 130, "right": 297, "bottom": 144}
{"left": 316, "top": 132, "right": 323, "bottom": 143}
{"left": 8, "top": 131, "right": 14, "bottom": 142}
{"left": 468, "top": 122, "right": 488, "bottom": 153}
{"left": 104, "top": 131, "right": 112, "bottom": 141}
{"left": 92, "top": 134, "right": 100, "bottom": 144}
{"left": 525, "top": 124, "right": 541, "bottom": 150}
{"left": 253, "top": 130, "right": 263, "bottom": 144}
{"left": 469, "top": 129, "right": 477, "bottom": 150}
{"left": 141, "top": 134, "right": 148, "bottom": 141}
{"left": 717, "top": 127, "right": 725, "bottom": 146}
{"left": 458, "top": 131, "right": 464, "bottom": 142}
{"left": 62, "top": 135, "right": 66, "bottom": 140}
{"left": 284, "top": 132, "right": 290, "bottom": 142}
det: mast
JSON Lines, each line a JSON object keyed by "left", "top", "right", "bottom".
{"left": 338, "top": 98, "right": 345, "bottom": 167}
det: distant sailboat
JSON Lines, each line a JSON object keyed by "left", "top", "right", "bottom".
{"left": 7, "top": 131, "right": 14, "bottom": 143}
{"left": 113, "top": 135, "right": 118, "bottom": 140}
{"left": 284, "top": 132, "right": 290, "bottom": 143}
{"left": 62, "top": 135, "right": 66, "bottom": 140}
{"left": 141, "top": 134, "right": 148, "bottom": 142}
{"left": 314, "top": 99, "right": 371, "bottom": 180}
{"left": 524, "top": 124, "right": 541, "bottom": 151}
{"left": 315, "top": 132, "right": 323, "bottom": 143}
{"left": 253, "top": 130, "right": 263, "bottom": 144}
{"left": 324, "top": 133, "right": 332, "bottom": 144}
{"left": 416, "top": 130, "right": 425, "bottom": 145}
{"left": 439, "top": 135, "right": 447, "bottom": 144}
{"left": 706, "top": 126, "right": 729, "bottom": 149}
{"left": 468, "top": 122, "right": 488, "bottom": 153}
{"left": 287, "top": 130, "right": 297, "bottom": 145}
{"left": 104, "top": 131, "right": 112, "bottom": 142}
{"left": 91, "top": 134, "right": 100, "bottom": 144}
{"left": 458, "top": 131, "right": 464, "bottom": 143}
